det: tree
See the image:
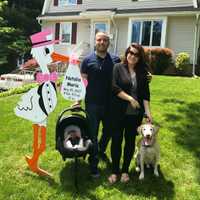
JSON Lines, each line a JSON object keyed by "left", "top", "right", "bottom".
{"left": 0, "top": 0, "right": 43, "bottom": 74}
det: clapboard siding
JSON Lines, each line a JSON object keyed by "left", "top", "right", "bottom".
{"left": 166, "top": 16, "right": 196, "bottom": 61}
{"left": 77, "top": 20, "right": 90, "bottom": 44}
{"left": 115, "top": 18, "right": 129, "bottom": 56}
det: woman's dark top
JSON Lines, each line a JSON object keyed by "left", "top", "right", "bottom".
{"left": 110, "top": 63, "right": 150, "bottom": 124}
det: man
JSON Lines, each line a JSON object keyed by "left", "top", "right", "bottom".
{"left": 80, "top": 32, "right": 120, "bottom": 177}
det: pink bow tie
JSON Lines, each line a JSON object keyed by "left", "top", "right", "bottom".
{"left": 36, "top": 71, "right": 58, "bottom": 84}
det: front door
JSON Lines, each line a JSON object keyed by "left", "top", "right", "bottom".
{"left": 90, "top": 21, "right": 110, "bottom": 50}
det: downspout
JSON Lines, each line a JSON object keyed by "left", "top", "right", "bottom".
{"left": 192, "top": 13, "right": 199, "bottom": 76}
{"left": 111, "top": 14, "right": 118, "bottom": 55}
{"left": 90, "top": 19, "right": 94, "bottom": 53}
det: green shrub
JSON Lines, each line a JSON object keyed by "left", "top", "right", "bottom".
{"left": 144, "top": 47, "right": 174, "bottom": 75}
{"left": 175, "top": 52, "right": 190, "bottom": 71}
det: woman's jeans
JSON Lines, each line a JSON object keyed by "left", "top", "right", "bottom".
{"left": 111, "top": 115, "right": 141, "bottom": 174}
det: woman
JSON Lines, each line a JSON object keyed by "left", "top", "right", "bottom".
{"left": 108, "top": 43, "right": 152, "bottom": 183}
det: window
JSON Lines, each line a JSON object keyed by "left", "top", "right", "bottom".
{"left": 55, "top": 22, "right": 77, "bottom": 44}
{"left": 94, "top": 23, "right": 108, "bottom": 34}
{"left": 131, "top": 22, "right": 141, "bottom": 43}
{"left": 61, "top": 23, "right": 72, "bottom": 43}
{"left": 152, "top": 21, "right": 162, "bottom": 46}
{"left": 130, "top": 19, "right": 165, "bottom": 47}
{"left": 59, "top": 0, "right": 77, "bottom": 6}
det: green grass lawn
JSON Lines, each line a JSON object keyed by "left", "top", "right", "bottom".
{"left": 0, "top": 75, "right": 200, "bottom": 200}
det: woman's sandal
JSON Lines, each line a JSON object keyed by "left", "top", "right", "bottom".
{"left": 120, "top": 173, "right": 130, "bottom": 183}
{"left": 108, "top": 174, "right": 118, "bottom": 184}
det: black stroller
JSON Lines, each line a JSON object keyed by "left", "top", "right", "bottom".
{"left": 55, "top": 106, "right": 92, "bottom": 188}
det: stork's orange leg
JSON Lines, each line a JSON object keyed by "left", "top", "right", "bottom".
{"left": 35, "top": 126, "right": 51, "bottom": 176}
{"left": 38, "top": 126, "right": 46, "bottom": 154}
{"left": 25, "top": 124, "right": 39, "bottom": 165}
{"left": 25, "top": 124, "right": 51, "bottom": 176}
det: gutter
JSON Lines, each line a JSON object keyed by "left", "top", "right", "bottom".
{"left": 111, "top": 14, "right": 118, "bottom": 55}
{"left": 192, "top": 13, "right": 200, "bottom": 76}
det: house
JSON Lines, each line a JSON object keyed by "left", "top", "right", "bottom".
{"left": 38, "top": 0, "right": 200, "bottom": 75}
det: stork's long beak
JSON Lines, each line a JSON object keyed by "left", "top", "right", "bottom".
{"left": 51, "top": 52, "right": 70, "bottom": 63}
{"left": 51, "top": 52, "right": 80, "bottom": 64}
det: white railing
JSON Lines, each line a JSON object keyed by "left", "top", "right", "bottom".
{"left": 0, "top": 69, "right": 35, "bottom": 89}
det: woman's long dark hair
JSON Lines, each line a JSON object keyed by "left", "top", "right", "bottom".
{"left": 122, "top": 43, "right": 149, "bottom": 74}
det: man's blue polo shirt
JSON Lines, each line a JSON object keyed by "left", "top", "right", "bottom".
{"left": 81, "top": 52, "right": 120, "bottom": 106}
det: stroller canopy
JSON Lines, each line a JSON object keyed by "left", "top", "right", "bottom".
{"left": 56, "top": 107, "right": 92, "bottom": 160}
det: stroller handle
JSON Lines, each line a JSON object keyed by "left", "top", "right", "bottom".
{"left": 57, "top": 105, "right": 88, "bottom": 123}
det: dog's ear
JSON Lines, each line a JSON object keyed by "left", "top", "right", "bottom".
{"left": 137, "top": 125, "right": 143, "bottom": 135}
{"left": 153, "top": 125, "right": 159, "bottom": 134}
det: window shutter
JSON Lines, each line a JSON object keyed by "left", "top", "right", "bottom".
{"left": 71, "top": 23, "right": 77, "bottom": 44}
{"left": 54, "top": 0, "right": 58, "bottom": 6}
{"left": 55, "top": 23, "right": 60, "bottom": 40}
{"left": 77, "top": 0, "right": 82, "bottom": 4}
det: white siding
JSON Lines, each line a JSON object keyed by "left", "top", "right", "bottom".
{"left": 166, "top": 16, "right": 196, "bottom": 61}
{"left": 115, "top": 18, "right": 129, "bottom": 56}
{"left": 76, "top": 20, "right": 91, "bottom": 56}
{"left": 77, "top": 20, "right": 90, "bottom": 44}
{"left": 48, "top": 0, "right": 194, "bottom": 13}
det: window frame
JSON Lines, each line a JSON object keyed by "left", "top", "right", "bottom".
{"left": 60, "top": 22, "right": 72, "bottom": 44}
{"left": 128, "top": 16, "right": 167, "bottom": 48}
